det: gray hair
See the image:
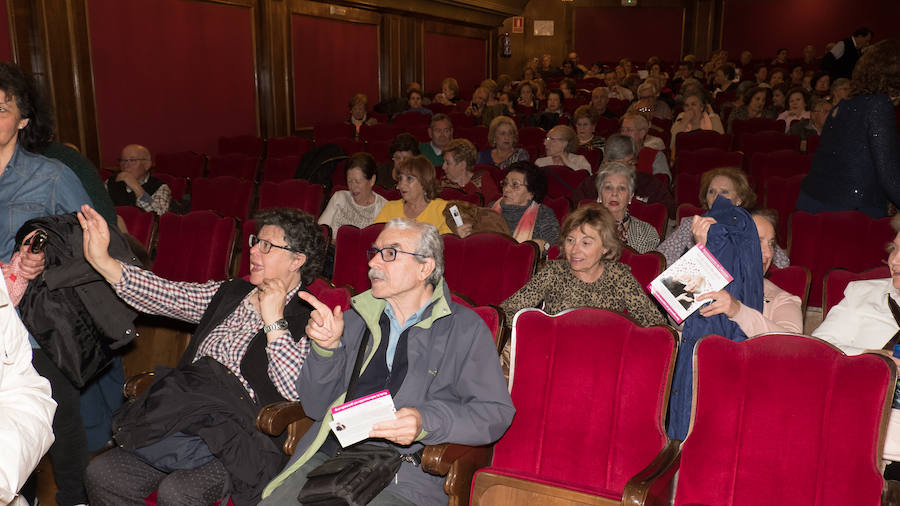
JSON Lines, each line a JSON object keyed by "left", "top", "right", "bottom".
{"left": 596, "top": 161, "right": 636, "bottom": 197}
{"left": 604, "top": 134, "right": 635, "bottom": 162}
{"left": 384, "top": 218, "right": 444, "bottom": 288}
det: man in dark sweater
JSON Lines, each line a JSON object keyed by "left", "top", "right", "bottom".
{"left": 106, "top": 144, "right": 171, "bottom": 215}
{"left": 822, "top": 27, "right": 874, "bottom": 79}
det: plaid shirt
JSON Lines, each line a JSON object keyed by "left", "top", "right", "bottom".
{"left": 115, "top": 263, "right": 309, "bottom": 401}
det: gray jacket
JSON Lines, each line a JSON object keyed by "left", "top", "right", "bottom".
{"left": 262, "top": 279, "right": 514, "bottom": 505}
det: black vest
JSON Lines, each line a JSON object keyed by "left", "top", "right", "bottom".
{"left": 107, "top": 175, "right": 165, "bottom": 207}
{"left": 181, "top": 278, "right": 312, "bottom": 407}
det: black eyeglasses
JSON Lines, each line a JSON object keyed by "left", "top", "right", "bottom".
{"left": 249, "top": 234, "right": 299, "bottom": 254}
{"left": 366, "top": 246, "right": 425, "bottom": 262}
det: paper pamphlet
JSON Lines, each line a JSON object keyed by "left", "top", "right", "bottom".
{"left": 647, "top": 243, "right": 733, "bottom": 324}
{"left": 328, "top": 389, "right": 397, "bottom": 448}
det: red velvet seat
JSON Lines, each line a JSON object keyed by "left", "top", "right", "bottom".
{"left": 392, "top": 112, "right": 431, "bottom": 129}
{"left": 541, "top": 165, "right": 590, "bottom": 199}
{"left": 543, "top": 195, "right": 571, "bottom": 225}
{"left": 371, "top": 185, "right": 401, "bottom": 201}
{"left": 449, "top": 112, "right": 474, "bottom": 129}
{"left": 738, "top": 131, "right": 801, "bottom": 171}
{"left": 314, "top": 123, "right": 355, "bottom": 143}
{"left": 750, "top": 149, "right": 812, "bottom": 195}
{"left": 675, "top": 130, "right": 733, "bottom": 154}
{"left": 206, "top": 154, "right": 259, "bottom": 181}
{"left": 191, "top": 177, "right": 253, "bottom": 220}
{"left": 440, "top": 188, "right": 482, "bottom": 206}
{"left": 518, "top": 126, "right": 546, "bottom": 146}
{"left": 676, "top": 147, "right": 743, "bottom": 176}
{"left": 471, "top": 308, "right": 678, "bottom": 505}
{"left": 606, "top": 98, "right": 629, "bottom": 116}
{"left": 265, "top": 136, "right": 313, "bottom": 159}
{"left": 152, "top": 173, "right": 187, "bottom": 202}
{"left": 261, "top": 155, "right": 300, "bottom": 182}
{"left": 332, "top": 223, "right": 386, "bottom": 294}
{"left": 442, "top": 233, "right": 539, "bottom": 306}
{"left": 675, "top": 202, "right": 704, "bottom": 223}
{"left": 359, "top": 123, "right": 402, "bottom": 143}
{"left": 329, "top": 138, "right": 366, "bottom": 156}
{"left": 664, "top": 333, "right": 895, "bottom": 506}
{"left": 822, "top": 266, "right": 891, "bottom": 316}
{"left": 806, "top": 133, "right": 820, "bottom": 154}
{"left": 766, "top": 265, "right": 811, "bottom": 313}
{"left": 257, "top": 179, "right": 325, "bottom": 218}
{"left": 473, "top": 164, "right": 504, "bottom": 188}
{"left": 675, "top": 173, "right": 702, "bottom": 208}
{"left": 620, "top": 247, "right": 666, "bottom": 296}
{"left": 730, "top": 118, "right": 786, "bottom": 149}
{"left": 154, "top": 151, "right": 206, "bottom": 179}
{"left": 115, "top": 206, "right": 156, "bottom": 249}
{"left": 456, "top": 125, "right": 489, "bottom": 150}
{"left": 305, "top": 277, "right": 352, "bottom": 313}
{"left": 594, "top": 117, "right": 619, "bottom": 138}
{"left": 366, "top": 140, "right": 392, "bottom": 163}
{"left": 763, "top": 174, "right": 805, "bottom": 248}
{"left": 153, "top": 211, "right": 235, "bottom": 283}
{"left": 217, "top": 135, "right": 263, "bottom": 158}
{"left": 788, "top": 211, "right": 894, "bottom": 307}
{"left": 522, "top": 143, "right": 542, "bottom": 162}
{"left": 628, "top": 199, "right": 667, "bottom": 238}
{"left": 581, "top": 148, "right": 604, "bottom": 173}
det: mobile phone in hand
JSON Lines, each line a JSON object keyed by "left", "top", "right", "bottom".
{"left": 29, "top": 230, "right": 48, "bottom": 254}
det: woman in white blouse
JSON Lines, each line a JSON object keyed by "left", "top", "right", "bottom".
{"left": 535, "top": 125, "right": 592, "bottom": 173}
{"left": 318, "top": 152, "right": 387, "bottom": 238}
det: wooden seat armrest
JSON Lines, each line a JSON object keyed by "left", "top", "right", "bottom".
{"left": 256, "top": 401, "right": 314, "bottom": 456}
{"left": 883, "top": 479, "right": 900, "bottom": 506}
{"left": 621, "top": 439, "right": 682, "bottom": 506}
{"left": 422, "top": 443, "right": 493, "bottom": 506}
{"left": 123, "top": 372, "right": 155, "bottom": 399}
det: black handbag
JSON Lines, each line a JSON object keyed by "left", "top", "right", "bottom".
{"left": 298, "top": 329, "right": 404, "bottom": 505}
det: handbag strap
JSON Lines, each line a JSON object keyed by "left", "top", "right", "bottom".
{"left": 882, "top": 296, "right": 900, "bottom": 351}
{"left": 345, "top": 327, "right": 371, "bottom": 401}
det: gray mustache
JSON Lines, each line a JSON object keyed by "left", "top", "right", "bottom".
{"left": 368, "top": 268, "right": 387, "bottom": 281}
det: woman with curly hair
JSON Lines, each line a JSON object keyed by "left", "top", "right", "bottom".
{"left": 798, "top": 39, "right": 900, "bottom": 218}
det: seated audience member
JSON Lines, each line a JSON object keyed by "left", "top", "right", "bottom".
{"left": 106, "top": 144, "right": 171, "bottom": 215}
{"left": 657, "top": 167, "right": 790, "bottom": 268}
{"left": 477, "top": 116, "right": 529, "bottom": 169}
{"left": 831, "top": 77, "right": 851, "bottom": 105}
{"left": 573, "top": 105, "right": 605, "bottom": 151}
{"left": 500, "top": 203, "right": 665, "bottom": 325}
{"left": 801, "top": 44, "right": 819, "bottom": 72}
{"left": 768, "top": 68, "right": 787, "bottom": 88}
{"left": 737, "top": 50, "right": 754, "bottom": 80}
{"left": 496, "top": 74, "right": 513, "bottom": 94}
{"left": 590, "top": 86, "right": 618, "bottom": 119}
{"left": 346, "top": 93, "right": 377, "bottom": 138}
{"left": 374, "top": 155, "right": 451, "bottom": 234}
{"left": 567, "top": 51, "right": 588, "bottom": 74}
{"left": 433, "top": 77, "right": 460, "bottom": 105}
{"left": 418, "top": 114, "right": 453, "bottom": 167}
{"left": 560, "top": 60, "right": 582, "bottom": 80}
{"left": 790, "top": 65, "right": 805, "bottom": 87}
{"left": 695, "top": 208, "right": 802, "bottom": 334}
{"left": 811, "top": 72, "right": 831, "bottom": 98}
{"left": 770, "top": 83, "right": 790, "bottom": 113}
{"left": 753, "top": 64, "right": 770, "bottom": 87}
{"left": 319, "top": 152, "right": 387, "bottom": 239}
{"left": 82, "top": 205, "right": 324, "bottom": 506}
{"left": 771, "top": 48, "right": 789, "bottom": 67}
{"left": 519, "top": 66, "right": 537, "bottom": 85}
{"left": 671, "top": 61, "right": 694, "bottom": 89}
{"left": 259, "top": 218, "right": 514, "bottom": 506}
{"left": 0, "top": 268, "right": 56, "bottom": 506}
{"left": 776, "top": 88, "right": 811, "bottom": 132}
{"left": 535, "top": 125, "right": 592, "bottom": 173}
{"left": 789, "top": 97, "right": 832, "bottom": 141}
{"left": 516, "top": 81, "right": 538, "bottom": 109}
{"left": 574, "top": 134, "right": 676, "bottom": 218}
{"left": 494, "top": 91, "right": 517, "bottom": 119}
{"left": 605, "top": 71, "right": 634, "bottom": 101}
{"left": 440, "top": 138, "right": 499, "bottom": 203}
{"left": 595, "top": 161, "right": 659, "bottom": 253}
{"left": 376, "top": 133, "right": 419, "bottom": 188}
{"left": 537, "top": 53, "right": 558, "bottom": 78}
{"left": 670, "top": 90, "right": 724, "bottom": 158}
{"left": 464, "top": 86, "right": 490, "bottom": 123}
{"left": 727, "top": 86, "right": 776, "bottom": 133}
{"left": 620, "top": 113, "right": 671, "bottom": 178}
{"left": 395, "top": 89, "right": 432, "bottom": 117}
{"left": 631, "top": 82, "right": 673, "bottom": 121}
{"left": 713, "top": 63, "right": 738, "bottom": 99}
{"left": 531, "top": 89, "right": 567, "bottom": 130}
{"left": 489, "top": 161, "right": 560, "bottom": 250}
{"left": 559, "top": 78, "right": 577, "bottom": 100}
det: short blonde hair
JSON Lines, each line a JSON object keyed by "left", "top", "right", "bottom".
{"left": 698, "top": 167, "right": 756, "bottom": 210}
{"left": 349, "top": 93, "right": 367, "bottom": 108}
{"left": 548, "top": 125, "right": 577, "bottom": 153}
{"left": 560, "top": 203, "right": 622, "bottom": 262}
{"left": 572, "top": 105, "right": 598, "bottom": 126}
{"left": 442, "top": 139, "right": 477, "bottom": 171}
{"left": 488, "top": 116, "right": 518, "bottom": 146}
{"left": 441, "top": 77, "right": 459, "bottom": 98}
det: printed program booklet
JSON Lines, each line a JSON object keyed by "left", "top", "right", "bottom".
{"left": 647, "top": 243, "right": 733, "bottom": 324}
{"left": 328, "top": 389, "right": 397, "bottom": 448}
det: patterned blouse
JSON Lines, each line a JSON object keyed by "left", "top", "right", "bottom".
{"left": 500, "top": 259, "right": 665, "bottom": 326}
{"left": 624, "top": 216, "right": 660, "bottom": 254}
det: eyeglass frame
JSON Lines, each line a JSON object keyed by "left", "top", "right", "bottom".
{"left": 366, "top": 246, "right": 426, "bottom": 262}
{"left": 249, "top": 234, "right": 301, "bottom": 254}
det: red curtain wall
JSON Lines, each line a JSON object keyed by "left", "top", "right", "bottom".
{"left": 575, "top": 7, "right": 684, "bottom": 66}
{"left": 88, "top": 0, "right": 257, "bottom": 167}
{"left": 723, "top": 0, "right": 900, "bottom": 62}
{"left": 291, "top": 15, "right": 379, "bottom": 129}
{"left": 424, "top": 33, "right": 486, "bottom": 98}
{"left": 0, "top": 0, "right": 12, "bottom": 62}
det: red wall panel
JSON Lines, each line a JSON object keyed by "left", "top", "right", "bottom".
{"left": 424, "top": 32, "right": 486, "bottom": 98}
{"left": 89, "top": 0, "right": 256, "bottom": 166}
{"left": 723, "top": 0, "right": 900, "bottom": 62}
{"left": 291, "top": 15, "right": 379, "bottom": 129}
{"left": 0, "top": 0, "right": 12, "bottom": 62}
{"left": 575, "top": 7, "right": 684, "bottom": 66}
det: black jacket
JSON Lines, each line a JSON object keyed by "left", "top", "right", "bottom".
{"left": 16, "top": 213, "right": 142, "bottom": 387}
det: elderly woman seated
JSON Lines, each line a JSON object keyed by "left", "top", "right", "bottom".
{"left": 318, "top": 152, "right": 387, "bottom": 239}
{"left": 727, "top": 86, "right": 776, "bottom": 133}
{"left": 477, "top": 116, "right": 530, "bottom": 169}
{"left": 656, "top": 167, "right": 790, "bottom": 268}
{"left": 535, "top": 125, "right": 592, "bottom": 173}
{"left": 375, "top": 133, "right": 419, "bottom": 188}
{"left": 488, "top": 161, "right": 559, "bottom": 250}
{"left": 440, "top": 138, "right": 499, "bottom": 202}
{"left": 374, "top": 155, "right": 450, "bottom": 234}
{"left": 516, "top": 81, "right": 538, "bottom": 109}
{"left": 531, "top": 89, "right": 568, "bottom": 130}
{"left": 573, "top": 105, "right": 605, "bottom": 152}
{"left": 81, "top": 205, "right": 324, "bottom": 506}
{"left": 500, "top": 202, "right": 665, "bottom": 326}
{"left": 433, "top": 77, "right": 460, "bottom": 106}
{"left": 670, "top": 89, "right": 724, "bottom": 158}
{"left": 629, "top": 82, "right": 673, "bottom": 121}
{"left": 776, "top": 88, "right": 810, "bottom": 132}
{"left": 789, "top": 97, "right": 832, "bottom": 144}
{"left": 595, "top": 161, "right": 660, "bottom": 253}
{"left": 346, "top": 93, "right": 377, "bottom": 138}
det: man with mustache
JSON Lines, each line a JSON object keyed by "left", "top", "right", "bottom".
{"left": 260, "top": 218, "right": 514, "bottom": 505}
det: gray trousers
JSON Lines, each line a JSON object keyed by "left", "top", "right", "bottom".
{"left": 259, "top": 452, "right": 417, "bottom": 505}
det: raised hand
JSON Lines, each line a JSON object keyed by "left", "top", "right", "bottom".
{"left": 298, "top": 291, "right": 344, "bottom": 349}
{"left": 257, "top": 277, "right": 291, "bottom": 331}
{"left": 690, "top": 215, "right": 717, "bottom": 246}
{"left": 77, "top": 204, "right": 123, "bottom": 283}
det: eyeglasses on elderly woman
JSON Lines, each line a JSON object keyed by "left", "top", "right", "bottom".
{"left": 249, "top": 234, "right": 300, "bottom": 254}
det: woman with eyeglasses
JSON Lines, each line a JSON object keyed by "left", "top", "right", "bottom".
{"left": 487, "top": 161, "right": 559, "bottom": 250}
{"left": 373, "top": 155, "right": 451, "bottom": 234}
{"left": 535, "top": 125, "right": 592, "bottom": 172}
{"left": 78, "top": 204, "right": 325, "bottom": 506}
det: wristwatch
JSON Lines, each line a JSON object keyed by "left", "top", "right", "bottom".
{"left": 262, "top": 318, "right": 289, "bottom": 333}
